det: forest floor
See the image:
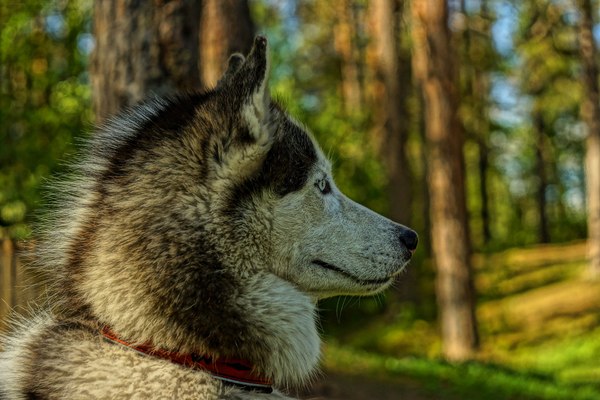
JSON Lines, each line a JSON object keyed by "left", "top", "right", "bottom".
{"left": 295, "top": 240, "right": 600, "bottom": 400}
{"left": 298, "top": 371, "right": 435, "bottom": 400}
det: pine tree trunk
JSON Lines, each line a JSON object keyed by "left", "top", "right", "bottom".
{"left": 91, "top": 0, "right": 202, "bottom": 122}
{"left": 411, "top": 0, "right": 479, "bottom": 361}
{"left": 199, "top": 0, "right": 255, "bottom": 87}
{"left": 577, "top": 0, "right": 600, "bottom": 278}
{"left": 368, "top": 0, "right": 416, "bottom": 303}
{"left": 368, "top": 0, "right": 412, "bottom": 226}
{"left": 478, "top": 137, "right": 491, "bottom": 244}
{"left": 470, "top": 8, "right": 492, "bottom": 246}
{"left": 534, "top": 112, "right": 551, "bottom": 243}
{"left": 477, "top": 2, "right": 492, "bottom": 246}
{"left": 417, "top": 92, "right": 432, "bottom": 256}
{"left": 334, "top": 0, "right": 364, "bottom": 114}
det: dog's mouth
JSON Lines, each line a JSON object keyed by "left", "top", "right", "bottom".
{"left": 312, "top": 260, "right": 392, "bottom": 286}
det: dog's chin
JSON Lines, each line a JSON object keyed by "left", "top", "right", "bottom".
{"left": 355, "top": 277, "right": 395, "bottom": 295}
{"left": 306, "top": 278, "right": 394, "bottom": 299}
{"left": 305, "top": 260, "right": 400, "bottom": 298}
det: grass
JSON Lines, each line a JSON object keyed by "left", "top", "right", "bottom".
{"left": 320, "top": 240, "right": 600, "bottom": 399}
{"left": 321, "top": 344, "right": 600, "bottom": 400}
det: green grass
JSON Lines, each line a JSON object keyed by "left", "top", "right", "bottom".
{"left": 506, "top": 327, "right": 600, "bottom": 385}
{"left": 322, "top": 344, "right": 600, "bottom": 400}
{"left": 322, "top": 240, "right": 600, "bottom": 399}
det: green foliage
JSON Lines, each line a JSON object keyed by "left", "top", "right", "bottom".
{"left": 0, "top": 0, "right": 92, "bottom": 239}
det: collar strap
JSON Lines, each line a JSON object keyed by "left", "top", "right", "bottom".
{"left": 101, "top": 326, "right": 273, "bottom": 394}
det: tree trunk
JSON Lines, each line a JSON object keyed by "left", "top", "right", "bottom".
{"left": 0, "top": 239, "right": 15, "bottom": 331}
{"left": 334, "top": 0, "right": 364, "bottom": 114}
{"left": 459, "top": 0, "right": 492, "bottom": 247}
{"left": 534, "top": 112, "right": 551, "bottom": 243}
{"left": 91, "top": 0, "right": 202, "bottom": 122}
{"left": 477, "top": 2, "right": 492, "bottom": 246}
{"left": 368, "top": 0, "right": 416, "bottom": 303}
{"left": 411, "top": 0, "right": 479, "bottom": 361}
{"left": 577, "top": 0, "right": 600, "bottom": 278}
{"left": 478, "top": 137, "right": 491, "bottom": 244}
{"left": 417, "top": 91, "right": 432, "bottom": 257}
{"left": 368, "top": 0, "right": 412, "bottom": 226}
{"left": 199, "top": 0, "right": 255, "bottom": 87}
{"left": 470, "top": 8, "right": 492, "bottom": 247}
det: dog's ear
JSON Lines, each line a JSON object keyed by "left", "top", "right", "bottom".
{"left": 211, "top": 36, "right": 274, "bottom": 180}
{"left": 239, "top": 35, "right": 270, "bottom": 142}
{"left": 237, "top": 35, "right": 269, "bottom": 102}
{"left": 219, "top": 36, "right": 271, "bottom": 140}
{"left": 216, "top": 53, "right": 245, "bottom": 88}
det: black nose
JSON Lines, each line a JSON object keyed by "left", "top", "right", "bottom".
{"left": 398, "top": 228, "right": 418, "bottom": 252}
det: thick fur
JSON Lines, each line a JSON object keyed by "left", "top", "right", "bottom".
{"left": 0, "top": 36, "right": 417, "bottom": 399}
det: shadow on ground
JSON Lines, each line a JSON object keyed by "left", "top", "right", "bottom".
{"left": 295, "top": 370, "right": 436, "bottom": 400}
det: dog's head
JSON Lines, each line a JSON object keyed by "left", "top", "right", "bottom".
{"left": 203, "top": 36, "right": 418, "bottom": 299}
{"left": 68, "top": 36, "right": 417, "bottom": 305}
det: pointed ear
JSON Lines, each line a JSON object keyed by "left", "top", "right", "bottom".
{"left": 211, "top": 37, "right": 274, "bottom": 181}
{"left": 238, "top": 35, "right": 269, "bottom": 100}
{"left": 216, "top": 53, "right": 245, "bottom": 88}
{"left": 236, "top": 36, "right": 270, "bottom": 139}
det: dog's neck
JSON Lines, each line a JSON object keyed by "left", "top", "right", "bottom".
{"left": 82, "top": 271, "right": 320, "bottom": 389}
{"left": 100, "top": 325, "right": 275, "bottom": 393}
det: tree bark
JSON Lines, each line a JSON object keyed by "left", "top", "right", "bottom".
{"left": 368, "top": 0, "right": 416, "bottom": 302}
{"left": 577, "top": 0, "right": 600, "bottom": 278}
{"left": 411, "top": 0, "right": 479, "bottom": 361}
{"left": 477, "top": 2, "right": 492, "bottom": 246}
{"left": 91, "top": 0, "right": 202, "bottom": 122}
{"left": 0, "top": 239, "right": 15, "bottom": 331}
{"left": 199, "top": 0, "right": 255, "bottom": 88}
{"left": 368, "top": 0, "right": 412, "bottom": 226}
{"left": 334, "top": 0, "right": 364, "bottom": 114}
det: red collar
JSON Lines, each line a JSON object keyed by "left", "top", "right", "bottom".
{"left": 101, "top": 326, "right": 273, "bottom": 393}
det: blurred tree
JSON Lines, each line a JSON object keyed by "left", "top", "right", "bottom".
{"left": 367, "top": 0, "right": 412, "bottom": 228}
{"left": 334, "top": 0, "right": 365, "bottom": 114}
{"left": 534, "top": 112, "right": 551, "bottom": 242}
{"left": 367, "top": 0, "right": 417, "bottom": 302}
{"left": 576, "top": 0, "right": 600, "bottom": 278}
{"left": 200, "top": 0, "right": 255, "bottom": 87}
{"left": 411, "top": 0, "right": 479, "bottom": 361}
{"left": 91, "top": 0, "right": 255, "bottom": 121}
{"left": 91, "top": 0, "right": 202, "bottom": 121}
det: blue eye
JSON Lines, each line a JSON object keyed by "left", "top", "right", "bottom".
{"left": 316, "top": 179, "right": 331, "bottom": 194}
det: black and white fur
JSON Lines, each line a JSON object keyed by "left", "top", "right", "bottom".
{"left": 0, "top": 36, "right": 418, "bottom": 399}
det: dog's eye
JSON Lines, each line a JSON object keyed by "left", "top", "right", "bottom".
{"left": 316, "top": 179, "right": 331, "bottom": 194}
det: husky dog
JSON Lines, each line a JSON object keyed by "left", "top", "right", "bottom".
{"left": 0, "top": 36, "right": 417, "bottom": 399}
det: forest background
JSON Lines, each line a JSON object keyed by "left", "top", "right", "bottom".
{"left": 1, "top": 0, "right": 600, "bottom": 399}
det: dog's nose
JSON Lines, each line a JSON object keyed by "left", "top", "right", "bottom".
{"left": 398, "top": 228, "right": 418, "bottom": 253}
